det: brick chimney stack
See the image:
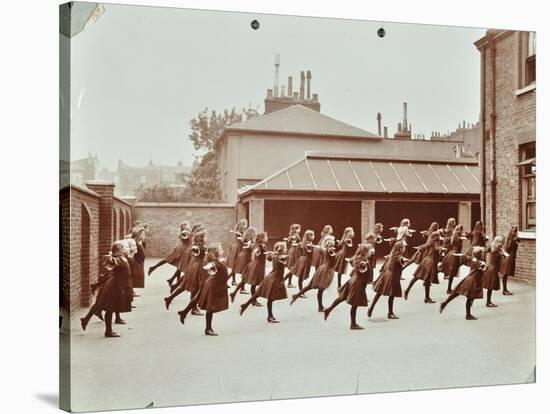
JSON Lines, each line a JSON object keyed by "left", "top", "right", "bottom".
{"left": 376, "top": 112, "right": 382, "bottom": 136}
{"left": 306, "top": 70, "right": 312, "bottom": 100}
{"left": 299, "top": 71, "right": 305, "bottom": 100}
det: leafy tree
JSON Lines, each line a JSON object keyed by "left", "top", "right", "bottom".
{"left": 188, "top": 106, "right": 259, "bottom": 200}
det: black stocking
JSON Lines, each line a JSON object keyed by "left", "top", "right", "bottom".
{"left": 267, "top": 300, "right": 274, "bottom": 319}
{"left": 424, "top": 284, "right": 431, "bottom": 301}
{"left": 388, "top": 296, "right": 395, "bottom": 316}
{"left": 466, "top": 298, "right": 474, "bottom": 317}
{"left": 337, "top": 273, "right": 343, "bottom": 288}
{"left": 317, "top": 289, "right": 324, "bottom": 310}
{"left": 447, "top": 276, "right": 454, "bottom": 293}
{"left": 104, "top": 311, "right": 113, "bottom": 335}
{"left": 405, "top": 277, "right": 419, "bottom": 296}
{"left": 350, "top": 306, "right": 358, "bottom": 326}
{"left": 440, "top": 292, "right": 459, "bottom": 313}
{"left": 298, "top": 278, "right": 303, "bottom": 290}
{"left": 487, "top": 289, "right": 493, "bottom": 305}
{"left": 205, "top": 311, "right": 213, "bottom": 331}
{"left": 369, "top": 292, "right": 382, "bottom": 315}
{"left": 503, "top": 274, "right": 510, "bottom": 293}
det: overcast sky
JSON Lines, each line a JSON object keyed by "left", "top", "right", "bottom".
{"left": 69, "top": 3, "right": 486, "bottom": 170}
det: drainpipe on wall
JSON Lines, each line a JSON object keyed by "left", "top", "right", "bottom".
{"left": 480, "top": 47, "right": 487, "bottom": 230}
{"left": 490, "top": 44, "right": 498, "bottom": 238}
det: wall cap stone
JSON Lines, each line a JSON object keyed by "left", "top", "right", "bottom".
{"left": 85, "top": 180, "right": 115, "bottom": 187}
{"left": 518, "top": 231, "right": 536, "bottom": 240}
{"left": 68, "top": 184, "right": 101, "bottom": 198}
{"left": 136, "top": 202, "right": 235, "bottom": 208}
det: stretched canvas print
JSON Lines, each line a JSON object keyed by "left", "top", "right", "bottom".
{"left": 59, "top": 2, "right": 537, "bottom": 412}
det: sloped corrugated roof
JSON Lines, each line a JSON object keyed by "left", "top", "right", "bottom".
{"left": 226, "top": 105, "right": 380, "bottom": 138}
{"left": 239, "top": 152, "right": 480, "bottom": 196}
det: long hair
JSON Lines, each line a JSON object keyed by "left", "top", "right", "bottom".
{"left": 191, "top": 223, "right": 205, "bottom": 234}
{"left": 302, "top": 229, "right": 315, "bottom": 242}
{"left": 445, "top": 217, "right": 456, "bottom": 232}
{"left": 273, "top": 241, "right": 287, "bottom": 254}
{"left": 364, "top": 232, "right": 376, "bottom": 244}
{"left": 451, "top": 224, "right": 464, "bottom": 243}
{"left": 504, "top": 226, "right": 518, "bottom": 251}
{"left": 374, "top": 223, "right": 384, "bottom": 234}
{"left": 235, "top": 218, "right": 248, "bottom": 233}
{"left": 242, "top": 226, "right": 256, "bottom": 242}
{"left": 427, "top": 222, "right": 439, "bottom": 233}
{"left": 490, "top": 235, "right": 505, "bottom": 251}
{"left": 320, "top": 225, "right": 333, "bottom": 238}
{"left": 472, "top": 221, "right": 483, "bottom": 234}
{"left": 390, "top": 240, "right": 406, "bottom": 257}
{"left": 255, "top": 231, "right": 268, "bottom": 246}
{"left": 322, "top": 235, "right": 336, "bottom": 249}
{"left": 400, "top": 218, "right": 411, "bottom": 227}
{"left": 341, "top": 226, "right": 354, "bottom": 241}
{"left": 289, "top": 223, "right": 301, "bottom": 236}
{"left": 192, "top": 230, "right": 207, "bottom": 246}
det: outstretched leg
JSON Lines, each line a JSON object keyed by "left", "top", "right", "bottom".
{"left": 240, "top": 290, "right": 262, "bottom": 315}
{"left": 404, "top": 277, "right": 419, "bottom": 300}
{"left": 439, "top": 292, "right": 459, "bottom": 313}
{"left": 166, "top": 269, "right": 180, "bottom": 286}
{"left": 230, "top": 281, "right": 246, "bottom": 302}
{"left": 350, "top": 305, "right": 363, "bottom": 330}
{"left": 80, "top": 303, "right": 102, "bottom": 331}
{"left": 387, "top": 296, "right": 399, "bottom": 319}
{"left": 367, "top": 292, "right": 382, "bottom": 318}
{"left": 164, "top": 282, "right": 186, "bottom": 310}
{"left": 323, "top": 296, "right": 346, "bottom": 320}
{"left": 290, "top": 281, "right": 313, "bottom": 305}
{"left": 148, "top": 259, "right": 169, "bottom": 276}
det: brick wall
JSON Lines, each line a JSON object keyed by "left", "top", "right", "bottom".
{"left": 60, "top": 185, "right": 100, "bottom": 313}
{"left": 478, "top": 30, "right": 536, "bottom": 281}
{"left": 60, "top": 183, "right": 134, "bottom": 317}
{"left": 135, "top": 203, "right": 236, "bottom": 257}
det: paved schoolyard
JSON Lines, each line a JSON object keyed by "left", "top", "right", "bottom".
{"left": 64, "top": 259, "right": 536, "bottom": 412}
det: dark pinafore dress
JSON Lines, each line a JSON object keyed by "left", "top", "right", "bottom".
{"left": 337, "top": 265, "right": 370, "bottom": 306}
{"left": 286, "top": 234, "right": 301, "bottom": 269}
{"left": 481, "top": 248, "right": 503, "bottom": 291}
{"left": 453, "top": 258, "right": 484, "bottom": 299}
{"left": 291, "top": 242, "right": 313, "bottom": 281}
{"left": 257, "top": 255, "right": 288, "bottom": 301}
{"left": 310, "top": 250, "right": 336, "bottom": 289}
{"left": 227, "top": 235, "right": 243, "bottom": 270}
{"left": 196, "top": 260, "right": 230, "bottom": 313}
{"left": 373, "top": 254, "right": 404, "bottom": 297}
{"left": 441, "top": 237, "right": 463, "bottom": 278}
{"left": 413, "top": 245, "right": 440, "bottom": 285}
{"left": 182, "top": 246, "right": 207, "bottom": 294}
{"left": 242, "top": 244, "right": 267, "bottom": 286}
{"left": 334, "top": 241, "right": 354, "bottom": 275}
{"left": 165, "top": 238, "right": 190, "bottom": 267}
{"left": 96, "top": 257, "right": 133, "bottom": 314}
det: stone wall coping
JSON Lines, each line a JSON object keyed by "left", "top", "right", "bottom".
{"left": 85, "top": 180, "right": 115, "bottom": 186}
{"left": 136, "top": 202, "right": 235, "bottom": 208}
{"left": 113, "top": 196, "right": 133, "bottom": 208}
{"left": 67, "top": 184, "right": 101, "bottom": 199}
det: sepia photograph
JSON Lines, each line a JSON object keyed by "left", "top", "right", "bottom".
{"left": 59, "top": 2, "right": 536, "bottom": 412}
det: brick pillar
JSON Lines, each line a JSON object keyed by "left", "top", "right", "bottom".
{"left": 458, "top": 201, "right": 472, "bottom": 232}
{"left": 86, "top": 181, "right": 115, "bottom": 257}
{"left": 361, "top": 200, "right": 376, "bottom": 241}
{"left": 249, "top": 199, "right": 265, "bottom": 231}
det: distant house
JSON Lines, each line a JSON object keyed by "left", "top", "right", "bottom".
{"left": 116, "top": 160, "right": 191, "bottom": 197}
{"left": 70, "top": 153, "right": 100, "bottom": 186}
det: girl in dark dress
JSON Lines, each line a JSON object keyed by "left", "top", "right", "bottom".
{"left": 441, "top": 217, "right": 457, "bottom": 252}
{"left": 440, "top": 246, "right": 486, "bottom": 320}
{"left": 131, "top": 228, "right": 146, "bottom": 292}
{"left": 94, "top": 241, "right": 133, "bottom": 337}
{"left": 164, "top": 230, "right": 208, "bottom": 314}
{"left": 502, "top": 226, "right": 520, "bottom": 295}
{"left": 284, "top": 224, "right": 302, "bottom": 288}
{"left": 240, "top": 242, "right": 289, "bottom": 323}
{"left": 403, "top": 232, "right": 444, "bottom": 304}
{"left": 227, "top": 219, "right": 248, "bottom": 286}
{"left": 311, "top": 225, "right": 333, "bottom": 271}
{"left": 323, "top": 244, "right": 373, "bottom": 330}
{"left": 230, "top": 231, "right": 268, "bottom": 305}
{"left": 289, "top": 229, "right": 316, "bottom": 294}
{"left": 465, "top": 221, "right": 487, "bottom": 256}
{"left": 148, "top": 222, "right": 191, "bottom": 284}
{"left": 368, "top": 240, "right": 408, "bottom": 320}
{"left": 228, "top": 226, "right": 256, "bottom": 296}
{"left": 440, "top": 224, "right": 467, "bottom": 293}
{"left": 482, "top": 235, "right": 509, "bottom": 308}
{"left": 290, "top": 235, "right": 337, "bottom": 311}
{"left": 405, "top": 222, "right": 440, "bottom": 269}
{"left": 171, "top": 223, "right": 205, "bottom": 292}
{"left": 178, "top": 244, "right": 230, "bottom": 336}
{"left": 334, "top": 227, "right": 355, "bottom": 288}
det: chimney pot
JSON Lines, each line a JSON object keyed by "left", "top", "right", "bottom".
{"left": 403, "top": 102, "right": 408, "bottom": 131}
{"left": 288, "top": 76, "right": 293, "bottom": 96}
{"left": 306, "top": 70, "right": 312, "bottom": 100}
{"left": 376, "top": 112, "right": 382, "bottom": 136}
{"left": 299, "top": 71, "right": 305, "bottom": 100}
{"left": 398, "top": 122, "right": 402, "bottom": 132}
{"left": 383, "top": 126, "right": 388, "bottom": 138}
{"left": 267, "top": 89, "right": 273, "bottom": 98}
{"left": 312, "top": 93, "right": 318, "bottom": 102}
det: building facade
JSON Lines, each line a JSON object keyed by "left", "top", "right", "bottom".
{"left": 475, "top": 29, "right": 536, "bottom": 281}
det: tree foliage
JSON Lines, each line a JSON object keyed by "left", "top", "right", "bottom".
{"left": 187, "top": 106, "right": 259, "bottom": 200}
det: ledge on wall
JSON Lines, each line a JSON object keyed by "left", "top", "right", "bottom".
{"left": 135, "top": 202, "right": 235, "bottom": 208}
{"left": 518, "top": 231, "right": 536, "bottom": 240}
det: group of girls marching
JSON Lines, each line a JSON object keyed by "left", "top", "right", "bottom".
{"left": 80, "top": 222, "right": 148, "bottom": 337}
{"left": 148, "top": 216, "right": 521, "bottom": 335}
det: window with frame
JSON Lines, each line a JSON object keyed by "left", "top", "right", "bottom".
{"left": 519, "top": 31, "right": 536, "bottom": 88}
{"left": 519, "top": 143, "right": 536, "bottom": 230}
